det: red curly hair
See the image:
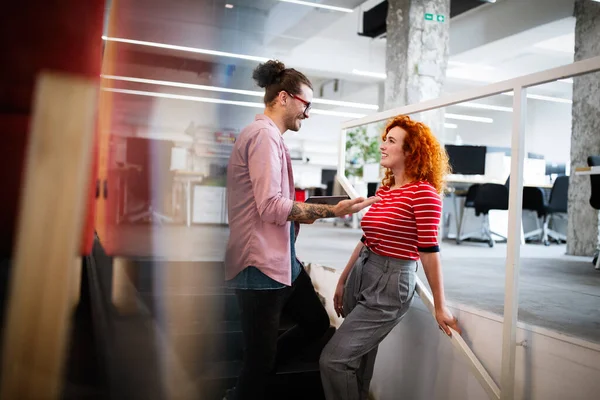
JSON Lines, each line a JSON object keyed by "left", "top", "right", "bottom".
{"left": 381, "top": 115, "right": 451, "bottom": 194}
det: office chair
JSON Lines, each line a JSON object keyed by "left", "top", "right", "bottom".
{"left": 457, "top": 183, "right": 508, "bottom": 247}
{"left": 587, "top": 156, "right": 600, "bottom": 269}
{"left": 505, "top": 175, "right": 547, "bottom": 242}
{"left": 541, "top": 175, "right": 569, "bottom": 246}
{"left": 522, "top": 186, "right": 546, "bottom": 242}
{"left": 456, "top": 183, "right": 480, "bottom": 244}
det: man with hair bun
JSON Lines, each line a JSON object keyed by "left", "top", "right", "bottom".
{"left": 224, "top": 60, "right": 379, "bottom": 399}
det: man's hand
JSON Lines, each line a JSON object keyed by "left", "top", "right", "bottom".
{"left": 288, "top": 196, "right": 380, "bottom": 222}
{"left": 332, "top": 196, "right": 381, "bottom": 217}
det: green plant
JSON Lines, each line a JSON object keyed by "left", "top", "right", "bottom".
{"left": 345, "top": 125, "right": 381, "bottom": 179}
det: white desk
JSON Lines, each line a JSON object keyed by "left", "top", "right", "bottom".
{"left": 173, "top": 171, "right": 205, "bottom": 227}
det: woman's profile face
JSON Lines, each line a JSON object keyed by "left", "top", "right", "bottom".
{"left": 380, "top": 126, "right": 407, "bottom": 170}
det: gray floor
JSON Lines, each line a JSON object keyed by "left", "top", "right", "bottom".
{"left": 295, "top": 221, "right": 600, "bottom": 344}
{"left": 107, "top": 222, "right": 600, "bottom": 344}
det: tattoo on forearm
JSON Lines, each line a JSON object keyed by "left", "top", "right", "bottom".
{"left": 288, "top": 203, "right": 335, "bottom": 221}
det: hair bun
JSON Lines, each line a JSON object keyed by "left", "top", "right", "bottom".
{"left": 252, "top": 60, "right": 286, "bottom": 88}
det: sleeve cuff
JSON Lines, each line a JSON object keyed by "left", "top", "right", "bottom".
{"left": 417, "top": 245, "right": 440, "bottom": 253}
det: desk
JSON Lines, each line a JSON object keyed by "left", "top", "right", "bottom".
{"left": 445, "top": 177, "right": 554, "bottom": 245}
{"left": 575, "top": 166, "right": 600, "bottom": 176}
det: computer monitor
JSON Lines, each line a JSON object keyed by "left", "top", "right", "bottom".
{"left": 545, "top": 162, "right": 566, "bottom": 176}
{"left": 445, "top": 144, "right": 487, "bottom": 175}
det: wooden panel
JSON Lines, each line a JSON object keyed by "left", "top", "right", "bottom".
{"left": 0, "top": 73, "right": 98, "bottom": 399}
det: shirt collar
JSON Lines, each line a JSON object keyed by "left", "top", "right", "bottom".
{"left": 255, "top": 114, "right": 279, "bottom": 130}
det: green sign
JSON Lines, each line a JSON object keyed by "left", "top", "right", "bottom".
{"left": 425, "top": 13, "right": 445, "bottom": 22}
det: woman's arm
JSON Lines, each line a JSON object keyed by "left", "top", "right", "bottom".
{"left": 340, "top": 241, "right": 364, "bottom": 285}
{"left": 334, "top": 240, "right": 364, "bottom": 317}
{"left": 419, "top": 251, "right": 461, "bottom": 336}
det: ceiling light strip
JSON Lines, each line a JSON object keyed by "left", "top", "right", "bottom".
{"left": 444, "top": 113, "right": 493, "bottom": 123}
{"left": 501, "top": 92, "right": 572, "bottom": 104}
{"left": 456, "top": 102, "right": 513, "bottom": 112}
{"left": 352, "top": 69, "right": 387, "bottom": 79}
{"left": 279, "top": 0, "right": 354, "bottom": 13}
{"left": 101, "top": 36, "right": 271, "bottom": 62}
{"left": 102, "top": 88, "right": 365, "bottom": 118}
{"left": 101, "top": 75, "right": 379, "bottom": 110}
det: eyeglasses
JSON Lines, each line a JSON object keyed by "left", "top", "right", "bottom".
{"left": 286, "top": 91, "right": 312, "bottom": 117}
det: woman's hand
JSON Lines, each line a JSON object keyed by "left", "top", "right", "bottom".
{"left": 333, "top": 280, "right": 345, "bottom": 318}
{"left": 435, "top": 306, "right": 461, "bottom": 337}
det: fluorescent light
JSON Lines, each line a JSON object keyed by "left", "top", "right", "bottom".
{"left": 101, "top": 36, "right": 271, "bottom": 63}
{"left": 101, "top": 75, "right": 379, "bottom": 110}
{"left": 311, "top": 109, "right": 366, "bottom": 118}
{"left": 225, "top": 3, "right": 234, "bottom": 8}
{"left": 501, "top": 92, "right": 572, "bottom": 104}
{"left": 102, "top": 75, "right": 263, "bottom": 96}
{"left": 312, "top": 98, "right": 378, "bottom": 110}
{"left": 444, "top": 123, "right": 458, "bottom": 129}
{"left": 455, "top": 102, "right": 512, "bottom": 112}
{"left": 558, "top": 78, "right": 573, "bottom": 83}
{"left": 279, "top": 0, "right": 354, "bottom": 13}
{"left": 445, "top": 113, "right": 493, "bottom": 123}
{"left": 102, "top": 88, "right": 366, "bottom": 118}
{"left": 103, "top": 88, "right": 265, "bottom": 108}
{"left": 352, "top": 69, "right": 387, "bottom": 79}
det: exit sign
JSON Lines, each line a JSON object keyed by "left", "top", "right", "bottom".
{"left": 425, "top": 13, "right": 445, "bottom": 22}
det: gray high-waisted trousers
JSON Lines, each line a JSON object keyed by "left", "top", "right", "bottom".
{"left": 319, "top": 246, "right": 417, "bottom": 400}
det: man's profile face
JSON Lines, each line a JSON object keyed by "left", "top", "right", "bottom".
{"left": 284, "top": 84, "right": 313, "bottom": 132}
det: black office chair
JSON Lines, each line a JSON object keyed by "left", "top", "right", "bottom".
{"left": 587, "top": 156, "right": 600, "bottom": 269}
{"left": 456, "top": 183, "right": 480, "bottom": 244}
{"left": 505, "top": 175, "right": 547, "bottom": 242}
{"left": 522, "top": 186, "right": 547, "bottom": 242}
{"left": 457, "top": 183, "right": 508, "bottom": 247}
{"left": 542, "top": 175, "right": 569, "bottom": 246}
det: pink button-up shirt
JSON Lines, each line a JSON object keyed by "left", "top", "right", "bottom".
{"left": 225, "top": 114, "right": 297, "bottom": 285}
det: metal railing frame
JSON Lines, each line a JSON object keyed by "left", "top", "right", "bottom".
{"left": 336, "top": 55, "right": 600, "bottom": 400}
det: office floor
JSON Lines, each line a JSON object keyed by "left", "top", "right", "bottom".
{"left": 104, "top": 221, "right": 600, "bottom": 344}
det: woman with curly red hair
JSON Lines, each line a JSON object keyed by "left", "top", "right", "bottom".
{"left": 320, "top": 115, "right": 461, "bottom": 400}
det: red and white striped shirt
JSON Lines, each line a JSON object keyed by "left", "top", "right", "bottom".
{"left": 361, "top": 181, "right": 442, "bottom": 260}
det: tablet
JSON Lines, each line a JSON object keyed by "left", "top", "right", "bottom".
{"left": 304, "top": 195, "right": 349, "bottom": 205}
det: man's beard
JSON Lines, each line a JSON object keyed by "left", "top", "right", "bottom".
{"left": 286, "top": 113, "right": 303, "bottom": 132}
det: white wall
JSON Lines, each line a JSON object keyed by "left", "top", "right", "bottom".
{"left": 306, "top": 264, "right": 600, "bottom": 400}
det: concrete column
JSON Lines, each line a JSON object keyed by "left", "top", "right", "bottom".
{"left": 385, "top": 0, "right": 450, "bottom": 139}
{"left": 567, "top": 0, "right": 600, "bottom": 256}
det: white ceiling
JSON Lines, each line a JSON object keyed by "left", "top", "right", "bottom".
{"left": 105, "top": 0, "right": 583, "bottom": 134}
